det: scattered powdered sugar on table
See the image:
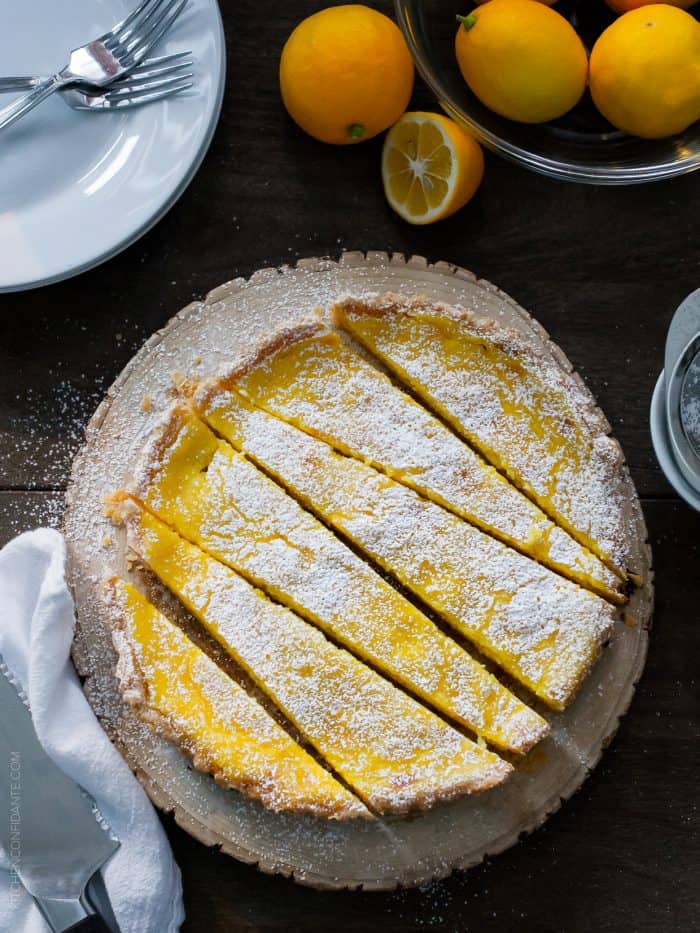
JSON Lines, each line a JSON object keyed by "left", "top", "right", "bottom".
{"left": 0, "top": 492, "right": 64, "bottom": 546}
{"left": 2, "top": 312, "right": 151, "bottom": 491}
{"left": 1, "top": 376, "right": 110, "bottom": 487}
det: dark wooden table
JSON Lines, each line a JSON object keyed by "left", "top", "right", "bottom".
{"left": 2, "top": 0, "right": 699, "bottom": 929}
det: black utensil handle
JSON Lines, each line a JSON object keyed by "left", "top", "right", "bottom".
{"left": 64, "top": 916, "right": 113, "bottom": 933}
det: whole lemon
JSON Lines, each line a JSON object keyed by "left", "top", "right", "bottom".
{"left": 455, "top": 0, "right": 588, "bottom": 123}
{"left": 474, "top": 0, "right": 556, "bottom": 4}
{"left": 605, "top": 0, "right": 696, "bottom": 12}
{"left": 590, "top": 5, "right": 700, "bottom": 138}
{"left": 280, "top": 5, "right": 414, "bottom": 145}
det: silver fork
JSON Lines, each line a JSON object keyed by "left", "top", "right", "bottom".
{"left": 0, "top": 52, "right": 194, "bottom": 110}
{"left": 64, "top": 67, "right": 194, "bottom": 110}
{"left": 0, "top": 0, "right": 188, "bottom": 132}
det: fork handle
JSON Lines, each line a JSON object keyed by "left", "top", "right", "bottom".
{"left": 0, "top": 74, "right": 63, "bottom": 132}
{"left": 0, "top": 76, "right": 46, "bottom": 93}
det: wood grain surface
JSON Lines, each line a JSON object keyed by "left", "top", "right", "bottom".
{"left": 1, "top": 0, "right": 698, "bottom": 928}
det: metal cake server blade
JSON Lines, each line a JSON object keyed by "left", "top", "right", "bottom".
{"left": 0, "top": 656, "right": 120, "bottom": 932}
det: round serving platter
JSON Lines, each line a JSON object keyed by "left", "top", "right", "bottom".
{"left": 65, "top": 252, "right": 652, "bottom": 891}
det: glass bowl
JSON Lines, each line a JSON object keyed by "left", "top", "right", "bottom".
{"left": 394, "top": 0, "right": 700, "bottom": 185}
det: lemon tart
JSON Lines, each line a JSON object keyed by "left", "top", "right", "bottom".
{"left": 222, "top": 320, "right": 623, "bottom": 603}
{"left": 98, "top": 290, "right": 634, "bottom": 824}
{"left": 333, "top": 294, "right": 630, "bottom": 579}
{"left": 105, "top": 577, "right": 369, "bottom": 819}
{"left": 116, "top": 406, "right": 547, "bottom": 754}
{"left": 190, "top": 384, "right": 615, "bottom": 710}
{"left": 113, "top": 506, "right": 511, "bottom": 814}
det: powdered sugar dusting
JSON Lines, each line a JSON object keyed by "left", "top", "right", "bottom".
{"left": 127, "top": 510, "right": 510, "bottom": 814}
{"left": 107, "top": 578, "right": 368, "bottom": 819}
{"left": 1, "top": 375, "right": 111, "bottom": 487}
{"left": 193, "top": 395, "right": 548, "bottom": 753}
{"left": 195, "top": 392, "right": 613, "bottom": 710}
{"left": 335, "top": 295, "right": 629, "bottom": 577}
{"left": 230, "top": 326, "right": 621, "bottom": 601}
{"left": 0, "top": 491, "right": 64, "bottom": 546}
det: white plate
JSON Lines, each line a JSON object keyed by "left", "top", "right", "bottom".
{"left": 0, "top": 0, "right": 225, "bottom": 292}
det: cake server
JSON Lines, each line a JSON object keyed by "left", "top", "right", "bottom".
{"left": 0, "top": 656, "right": 120, "bottom": 932}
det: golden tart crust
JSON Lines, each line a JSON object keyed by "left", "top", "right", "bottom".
{"left": 105, "top": 577, "right": 370, "bottom": 819}
{"left": 112, "top": 505, "right": 511, "bottom": 815}
{"left": 218, "top": 319, "right": 623, "bottom": 603}
{"left": 332, "top": 294, "right": 630, "bottom": 580}
{"left": 190, "top": 384, "right": 614, "bottom": 710}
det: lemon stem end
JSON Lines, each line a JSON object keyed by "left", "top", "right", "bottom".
{"left": 456, "top": 13, "right": 477, "bottom": 30}
{"left": 348, "top": 123, "right": 366, "bottom": 140}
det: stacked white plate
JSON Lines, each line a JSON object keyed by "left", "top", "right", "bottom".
{"left": 0, "top": 0, "right": 225, "bottom": 292}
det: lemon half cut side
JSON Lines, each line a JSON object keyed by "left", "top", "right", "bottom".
{"left": 382, "top": 112, "right": 484, "bottom": 225}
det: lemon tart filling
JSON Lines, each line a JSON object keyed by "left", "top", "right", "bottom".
{"left": 333, "top": 295, "right": 630, "bottom": 580}
{"left": 116, "top": 509, "right": 511, "bottom": 814}
{"left": 222, "top": 321, "right": 623, "bottom": 603}
{"left": 106, "top": 578, "right": 370, "bottom": 819}
{"left": 191, "top": 385, "right": 614, "bottom": 710}
{"left": 99, "top": 292, "right": 634, "bottom": 822}
{"left": 120, "top": 406, "right": 547, "bottom": 754}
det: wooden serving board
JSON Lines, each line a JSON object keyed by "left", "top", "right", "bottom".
{"left": 65, "top": 253, "right": 652, "bottom": 891}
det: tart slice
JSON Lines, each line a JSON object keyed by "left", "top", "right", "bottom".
{"left": 333, "top": 294, "right": 630, "bottom": 579}
{"left": 117, "top": 507, "right": 511, "bottom": 814}
{"left": 117, "top": 406, "right": 547, "bottom": 755}
{"left": 105, "top": 577, "right": 369, "bottom": 819}
{"left": 222, "top": 321, "right": 623, "bottom": 603}
{"left": 191, "top": 385, "right": 615, "bottom": 710}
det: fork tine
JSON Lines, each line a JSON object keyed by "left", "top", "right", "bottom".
{"left": 124, "top": 0, "right": 188, "bottom": 65}
{"left": 112, "top": 54, "right": 192, "bottom": 86}
{"left": 128, "top": 50, "right": 192, "bottom": 77}
{"left": 111, "top": 0, "right": 168, "bottom": 46}
{"left": 101, "top": 0, "right": 157, "bottom": 41}
{"left": 105, "top": 79, "right": 193, "bottom": 108}
{"left": 105, "top": 73, "right": 194, "bottom": 100}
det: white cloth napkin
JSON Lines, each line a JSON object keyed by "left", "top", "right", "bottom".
{"left": 0, "top": 529, "right": 184, "bottom": 933}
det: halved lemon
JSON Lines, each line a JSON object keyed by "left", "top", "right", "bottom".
{"left": 382, "top": 112, "right": 484, "bottom": 224}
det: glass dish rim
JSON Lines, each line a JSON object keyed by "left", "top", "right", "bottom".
{"left": 394, "top": 0, "right": 700, "bottom": 186}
